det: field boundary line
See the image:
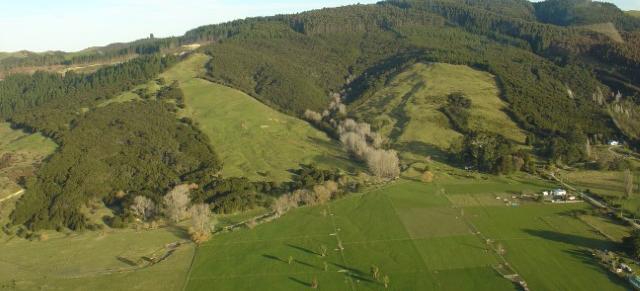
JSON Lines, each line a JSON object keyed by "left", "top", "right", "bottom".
{"left": 327, "top": 203, "right": 356, "bottom": 291}
{"left": 383, "top": 193, "right": 432, "bottom": 272}
{"left": 198, "top": 233, "right": 330, "bottom": 247}
{"left": 181, "top": 244, "right": 198, "bottom": 291}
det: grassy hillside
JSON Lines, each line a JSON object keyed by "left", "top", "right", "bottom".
{"left": 626, "top": 11, "right": 640, "bottom": 18}
{"left": 579, "top": 22, "right": 624, "bottom": 42}
{"left": 186, "top": 177, "right": 626, "bottom": 291}
{"left": 0, "top": 123, "right": 56, "bottom": 199}
{"left": 160, "top": 54, "right": 354, "bottom": 182}
{"left": 0, "top": 227, "right": 194, "bottom": 291}
{"left": 353, "top": 63, "right": 526, "bottom": 161}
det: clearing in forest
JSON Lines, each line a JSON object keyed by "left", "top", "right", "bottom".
{"left": 161, "top": 54, "right": 354, "bottom": 182}
{"left": 0, "top": 122, "right": 56, "bottom": 199}
{"left": 353, "top": 63, "right": 526, "bottom": 162}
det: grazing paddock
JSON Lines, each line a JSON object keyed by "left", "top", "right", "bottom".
{"left": 468, "top": 204, "right": 627, "bottom": 291}
{"left": 352, "top": 62, "right": 526, "bottom": 161}
{"left": 160, "top": 54, "right": 355, "bottom": 182}
{"left": 0, "top": 122, "right": 56, "bottom": 199}
{"left": 186, "top": 178, "right": 624, "bottom": 290}
{"left": 0, "top": 227, "right": 194, "bottom": 291}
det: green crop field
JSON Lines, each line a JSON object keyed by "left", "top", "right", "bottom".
{"left": 0, "top": 122, "right": 57, "bottom": 199}
{"left": 185, "top": 177, "right": 625, "bottom": 290}
{"left": 353, "top": 63, "right": 526, "bottom": 162}
{"left": 159, "top": 54, "right": 355, "bottom": 181}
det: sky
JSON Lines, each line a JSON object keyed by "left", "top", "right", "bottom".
{"left": 1, "top": 0, "right": 639, "bottom": 53}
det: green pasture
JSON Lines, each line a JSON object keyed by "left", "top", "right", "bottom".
{"left": 0, "top": 122, "right": 56, "bottom": 199}
{"left": 353, "top": 62, "right": 526, "bottom": 162}
{"left": 186, "top": 176, "right": 625, "bottom": 290}
{"left": 160, "top": 54, "right": 354, "bottom": 182}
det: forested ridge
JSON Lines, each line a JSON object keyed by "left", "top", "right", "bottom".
{"left": 2, "top": 0, "right": 640, "bottom": 230}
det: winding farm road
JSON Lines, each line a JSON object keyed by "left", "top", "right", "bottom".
{"left": 0, "top": 189, "right": 24, "bottom": 203}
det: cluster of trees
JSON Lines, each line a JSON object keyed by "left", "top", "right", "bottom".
{"left": 271, "top": 180, "right": 340, "bottom": 217}
{"left": 441, "top": 92, "right": 472, "bottom": 133}
{"left": 454, "top": 132, "right": 535, "bottom": 174}
{"left": 10, "top": 102, "right": 222, "bottom": 230}
{"left": 305, "top": 96, "right": 400, "bottom": 179}
{"left": 0, "top": 55, "right": 178, "bottom": 139}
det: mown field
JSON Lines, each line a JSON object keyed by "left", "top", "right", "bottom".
{"left": 186, "top": 177, "right": 627, "bottom": 291}
{"left": 0, "top": 122, "right": 56, "bottom": 199}
{"left": 352, "top": 63, "right": 526, "bottom": 162}
{"left": 160, "top": 54, "right": 355, "bottom": 182}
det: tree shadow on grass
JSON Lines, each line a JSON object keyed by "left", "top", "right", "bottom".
{"left": 286, "top": 243, "right": 319, "bottom": 256}
{"left": 294, "top": 259, "right": 321, "bottom": 270}
{"left": 289, "top": 276, "right": 311, "bottom": 287}
{"left": 165, "top": 226, "right": 190, "bottom": 240}
{"left": 564, "top": 248, "right": 629, "bottom": 288}
{"left": 330, "top": 262, "right": 375, "bottom": 283}
{"left": 262, "top": 254, "right": 286, "bottom": 263}
{"left": 116, "top": 256, "right": 139, "bottom": 266}
{"left": 522, "top": 229, "right": 622, "bottom": 251}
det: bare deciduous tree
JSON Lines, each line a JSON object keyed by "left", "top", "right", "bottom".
{"left": 131, "top": 196, "right": 156, "bottom": 221}
{"left": 304, "top": 109, "right": 322, "bottom": 123}
{"left": 625, "top": 169, "right": 634, "bottom": 200}
{"left": 189, "top": 204, "right": 212, "bottom": 244}
{"left": 365, "top": 149, "right": 400, "bottom": 179}
{"left": 163, "top": 184, "right": 191, "bottom": 223}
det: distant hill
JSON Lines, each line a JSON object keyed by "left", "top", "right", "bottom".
{"left": 628, "top": 10, "right": 640, "bottom": 18}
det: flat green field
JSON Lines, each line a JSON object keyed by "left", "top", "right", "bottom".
{"left": 563, "top": 169, "right": 640, "bottom": 215}
{"left": 186, "top": 177, "right": 626, "bottom": 290}
{"left": 353, "top": 63, "right": 526, "bottom": 162}
{"left": 160, "top": 54, "right": 354, "bottom": 181}
{"left": 0, "top": 122, "right": 57, "bottom": 199}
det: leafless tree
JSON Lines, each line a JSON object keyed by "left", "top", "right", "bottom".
{"left": 189, "top": 204, "right": 212, "bottom": 244}
{"left": 131, "top": 196, "right": 156, "bottom": 221}
{"left": 625, "top": 169, "right": 634, "bottom": 200}
{"left": 304, "top": 109, "right": 322, "bottom": 123}
{"left": 365, "top": 149, "right": 400, "bottom": 179}
{"left": 163, "top": 184, "right": 191, "bottom": 223}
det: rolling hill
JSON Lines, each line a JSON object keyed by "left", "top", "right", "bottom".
{"left": 353, "top": 63, "right": 527, "bottom": 161}
{"left": 116, "top": 53, "right": 356, "bottom": 182}
{"left": 0, "top": 1, "right": 640, "bottom": 290}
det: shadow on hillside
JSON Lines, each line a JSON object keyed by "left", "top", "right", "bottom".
{"left": 522, "top": 229, "right": 621, "bottom": 250}
{"left": 395, "top": 140, "right": 450, "bottom": 164}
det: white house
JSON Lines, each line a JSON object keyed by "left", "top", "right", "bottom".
{"left": 542, "top": 191, "right": 550, "bottom": 197}
{"left": 609, "top": 140, "right": 620, "bottom": 146}
{"left": 552, "top": 189, "right": 567, "bottom": 197}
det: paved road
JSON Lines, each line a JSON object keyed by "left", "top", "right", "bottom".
{"left": 0, "top": 189, "right": 24, "bottom": 203}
